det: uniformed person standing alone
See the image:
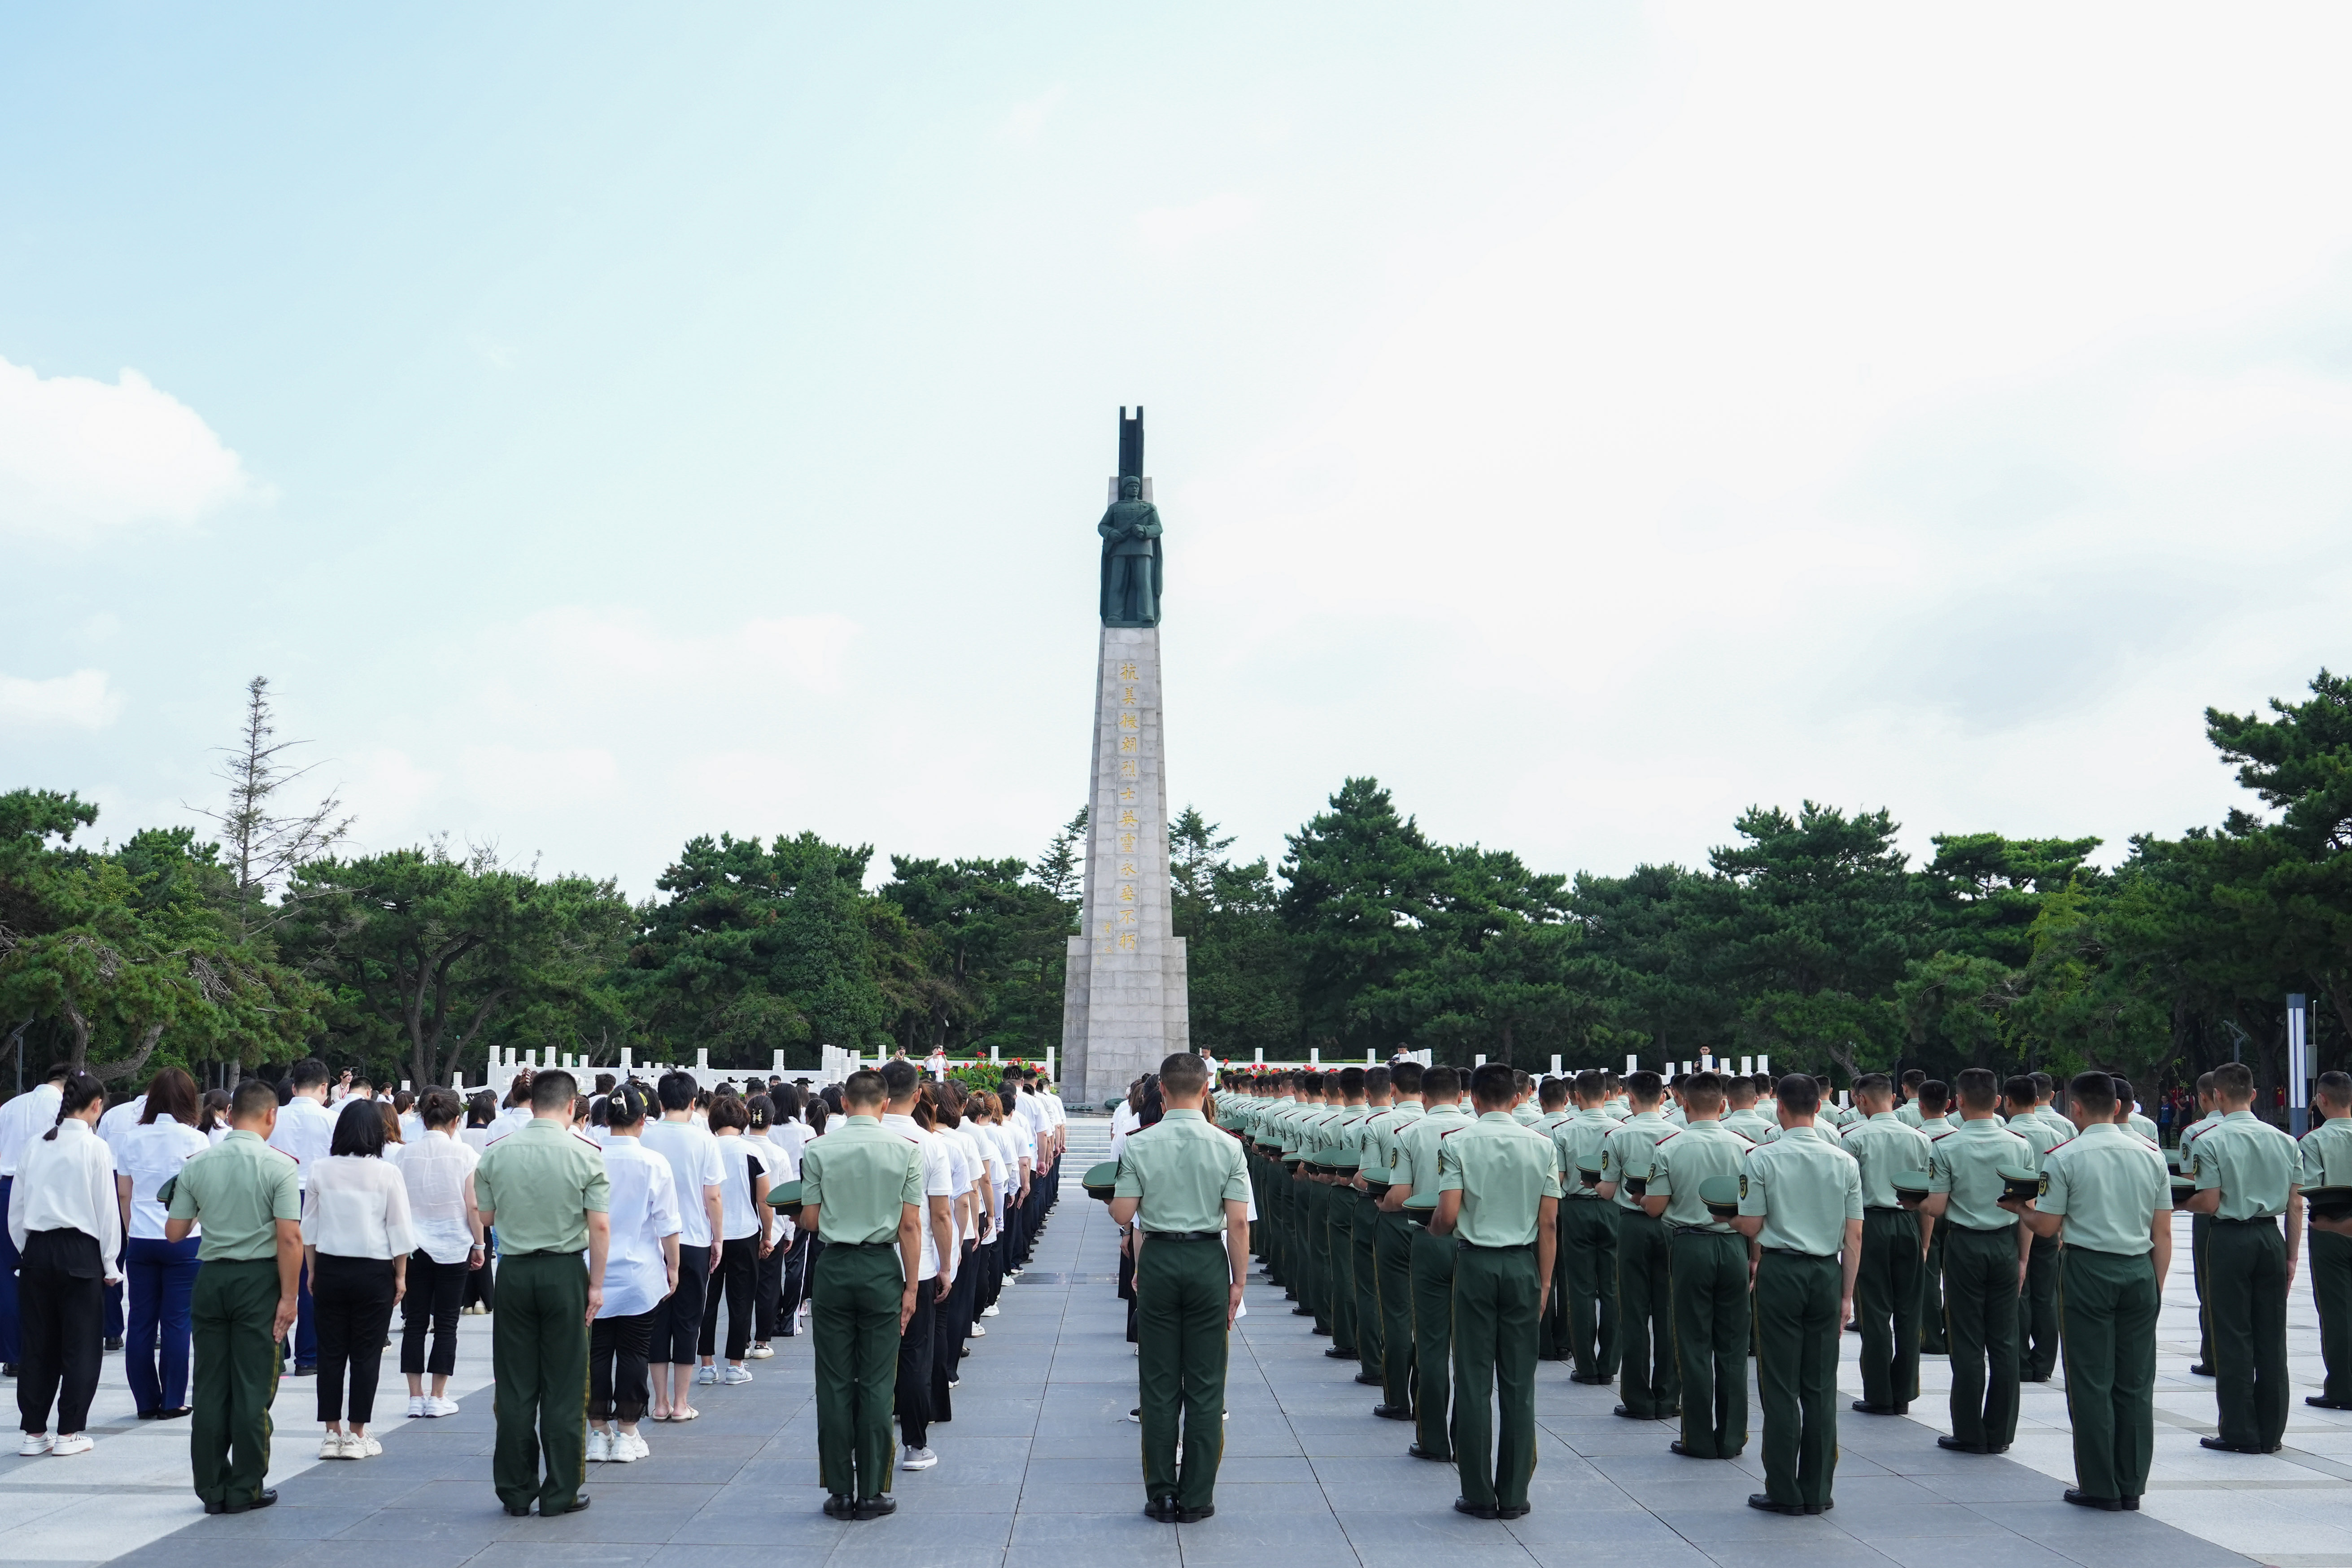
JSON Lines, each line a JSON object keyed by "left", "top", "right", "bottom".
{"left": 1733, "top": 1074, "right": 1862, "bottom": 1516}
{"left": 797, "top": 1068, "right": 925, "bottom": 1520}
{"left": 1433, "top": 1061, "right": 1559, "bottom": 1519}
{"left": 1110, "top": 1052, "right": 1251, "bottom": 1524}
{"left": 1841, "top": 1074, "right": 1933, "bottom": 1416}
{"left": 2182, "top": 1060, "right": 2300, "bottom": 1455}
{"left": 472, "top": 1068, "right": 611, "bottom": 1518}
{"left": 2301, "top": 1072, "right": 2352, "bottom": 1411}
{"left": 1921, "top": 1068, "right": 2030, "bottom": 1456}
{"left": 1598, "top": 1070, "right": 1676, "bottom": 1421}
{"left": 163, "top": 1078, "right": 302, "bottom": 1515}
{"left": 2011, "top": 1071, "right": 2169, "bottom": 1511}
{"left": 1642, "top": 1071, "right": 1754, "bottom": 1459}
{"left": 1384, "top": 1065, "right": 1468, "bottom": 1463}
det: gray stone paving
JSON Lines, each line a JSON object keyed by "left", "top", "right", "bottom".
{"left": 77, "top": 1118, "right": 2267, "bottom": 1568}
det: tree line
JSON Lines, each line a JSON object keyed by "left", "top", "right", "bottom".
{"left": 3, "top": 670, "right": 2347, "bottom": 1105}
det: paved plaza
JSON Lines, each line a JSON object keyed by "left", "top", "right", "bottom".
{"left": 5, "top": 1114, "right": 2351, "bottom": 1568}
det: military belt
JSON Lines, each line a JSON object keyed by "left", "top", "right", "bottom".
{"left": 1143, "top": 1230, "right": 1223, "bottom": 1243}
{"left": 1455, "top": 1240, "right": 1534, "bottom": 1252}
{"left": 2214, "top": 1215, "right": 2282, "bottom": 1227}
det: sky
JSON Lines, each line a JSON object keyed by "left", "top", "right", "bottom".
{"left": 5, "top": 4, "right": 2352, "bottom": 901}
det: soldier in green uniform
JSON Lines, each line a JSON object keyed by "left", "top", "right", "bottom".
{"left": 2183, "top": 1060, "right": 2301, "bottom": 1454}
{"left": 1841, "top": 1073, "right": 1933, "bottom": 1416}
{"left": 1363, "top": 1061, "right": 1425, "bottom": 1417}
{"left": 472, "top": 1068, "right": 612, "bottom": 1518}
{"left": 1643, "top": 1070, "right": 1754, "bottom": 1459}
{"left": 2302, "top": 1072, "right": 2352, "bottom": 1410}
{"left": 1348, "top": 1067, "right": 1395, "bottom": 1390}
{"left": 797, "top": 1067, "right": 924, "bottom": 1519}
{"left": 1510, "top": 1069, "right": 1543, "bottom": 1126}
{"left": 1280, "top": 1074, "right": 1325, "bottom": 1324}
{"left": 1316, "top": 1068, "right": 1370, "bottom": 1360}
{"left": 1922, "top": 1068, "right": 2030, "bottom": 1455}
{"left": 1913, "top": 1080, "right": 1953, "bottom": 1355}
{"left": 1553, "top": 1070, "right": 1621, "bottom": 1385}
{"left": 2012, "top": 1070, "right": 2170, "bottom": 1511}
{"left": 2180, "top": 1071, "right": 2225, "bottom": 1376}
{"left": 1112, "top": 1052, "right": 1251, "bottom": 1523}
{"left": 2032, "top": 1073, "right": 2079, "bottom": 1140}
{"left": 1721, "top": 1076, "right": 1776, "bottom": 1144}
{"left": 1434, "top": 1061, "right": 1559, "bottom": 1519}
{"left": 2116, "top": 1079, "right": 2162, "bottom": 1147}
{"left": 1533, "top": 1075, "right": 1575, "bottom": 1361}
{"left": 1597, "top": 1070, "right": 1676, "bottom": 1420}
{"left": 163, "top": 1078, "right": 302, "bottom": 1515}
{"left": 1896, "top": 1070, "right": 1928, "bottom": 1127}
{"left": 1733, "top": 1074, "right": 1862, "bottom": 1515}
{"left": 2003, "top": 1074, "right": 2070, "bottom": 1382}
{"left": 1385, "top": 1065, "right": 1468, "bottom": 1462}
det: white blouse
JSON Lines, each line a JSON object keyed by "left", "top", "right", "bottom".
{"left": 598, "top": 1136, "right": 682, "bottom": 1319}
{"left": 8, "top": 1118, "right": 122, "bottom": 1279}
{"left": 301, "top": 1154, "right": 418, "bottom": 1259}
{"left": 399, "top": 1129, "right": 480, "bottom": 1265}
{"left": 712, "top": 1135, "right": 769, "bottom": 1243}
{"left": 118, "top": 1118, "right": 211, "bottom": 1240}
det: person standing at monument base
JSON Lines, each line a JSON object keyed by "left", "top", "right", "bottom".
{"left": 1111, "top": 1051, "right": 1250, "bottom": 1524}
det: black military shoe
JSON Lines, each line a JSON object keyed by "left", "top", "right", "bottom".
{"left": 1936, "top": 1436, "right": 1987, "bottom": 1454}
{"left": 1850, "top": 1401, "right": 1899, "bottom": 1415}
{"left": 1354, "top": 1371, "right": 1382, "bottom": 1385}
{"left": 854, "top": 1495, "right": 897, "bottom": 1520}
{"left": 1372, "top": 1403, "right": 1413, "bottom": 1420}
{"left": 1453, "top": 1498, "right": 1500, "bottom": 1520}
{"left": 1747, "top": 1494, "right": 1803, "bottom": 1516}
{"left": 823, "top": 1494, "right": 858, "bottom": 1520}
{"left": 1145, "top": 1496, "right": 1183, "bottom": 1524}
{"left": 1408, "top": 1441, "right": 1452, "bottom": 1462}
{"left": 1324, "top": 1346, "right": 1354, "bottom": 1358}
{"left": 544, "top": 1494, "right": 591, "bottom": 1516}
{"left": 2063, "top": 1489, "right": 2122, "bottom": 1512}
{"left": 1177, "top": 1503, "right": 1215, "bottom": 1523}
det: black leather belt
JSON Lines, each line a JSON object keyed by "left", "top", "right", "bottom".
{"left": 1760, "top": 1246, "right": 1835, "bottom": 1258}
{"left": 825, "top": 1239, "right": 899, "bottom": 1251}
{"left": 1865, "top": 1205, "right": 1909, "bottom": 1213}
{"left": 1456, "top": 1240, "right": 1533, "bottom": 1252}
{"left": 1143, "top": 1229, "right": 1223, "bottom": 1242}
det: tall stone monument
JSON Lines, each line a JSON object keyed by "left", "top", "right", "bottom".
{"left": 1060, "top": 407, "right": 1190, "bottom": 1105}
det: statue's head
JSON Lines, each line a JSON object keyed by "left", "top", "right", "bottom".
{"left": 1119, "top": 475, "right": 1143, "bottom": 501}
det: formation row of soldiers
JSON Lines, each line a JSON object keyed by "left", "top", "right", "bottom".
{"left": 1214, "top": 1055, "right": 2327, "bottom": 1517}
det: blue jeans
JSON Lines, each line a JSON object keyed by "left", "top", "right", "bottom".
{"left": 0, "top": 1175, "right": 19, "bottom": 1364}
{"left": 125, "top": 1236, "right": 201, "bottom": 1413}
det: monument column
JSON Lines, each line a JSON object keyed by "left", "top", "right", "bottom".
{"left": 1061, "top": 408, "right": 1190, "bottom": 1106}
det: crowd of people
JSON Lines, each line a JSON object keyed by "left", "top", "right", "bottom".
{"left": 0, "top": 1052, "right": 1068, "bottom": 1520}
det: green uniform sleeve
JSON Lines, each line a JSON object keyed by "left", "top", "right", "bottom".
{"left": 799, "top": 1146, "right": 825, "bottom": 1211}
{"left": 1647, "top": 1144, "right": 1673, "bottom": 1197}
{"left": 1221, "top": 1146, "right": 1248, "bottom": 1206}
{"left": 1436, "top": 1136, "right": 1464, "bottom": 1194}
{"left": 2038, "top": 1154, "right": 2071, "bottom": 1217}
{"left": 1843, "top": 1160, "right": 1863, "bottom": 1222}
{"left": 167, "top": 1163, "right": 202, "bottom": 1223}
{"left": 271, "top": 1160, "right": 301, "bottom": 1223}
{"left": 1113, "top": 1151, "right": 1143, "bottom": 1200}
{"left": 583, "top": 1151, "right": 612, "bottom": 1214}
{"left": 1738, "top": 1155, "right": 1770, "bottom": 1218}
{"left": 899, "top": 1146, "right": 924, "bottom": 1207}
{"left": 473, "top": 1158, "right": 500, "bottom": 1218}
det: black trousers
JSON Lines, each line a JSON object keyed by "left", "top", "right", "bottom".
{"left": 591, "top": 1308, "right": 657, "bottom": 1422}
{"left": 463, "top": 1231, "right": 496, "bottom": 1312}
{"left": 756, "top": 1238, "right": 788, "bottom": 1341}
{"left": 897, "top": 1276, "right": 938, "bottom": 1448}
{"left": 314, "top": 1253, "right": 398, "bottom": 1425}
{"left": 15, "top": 1229, "right": 103, "bottom": 1435}
{"left": 932, "top": 1240, "right": 979, "bottom": 1419}
{"left": 698, "top": 1236, "right": 759, "bottom": 1361}
{"left": 401, "top": 1252, "right": 470, "bottom": 1377}
{"left": 656, "top": 1244, "right": 710, "bottom": 1363}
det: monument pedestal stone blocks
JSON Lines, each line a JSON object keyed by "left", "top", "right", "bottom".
{"left": 1061, "top": 408, "right": 1190, "bottom": 1106}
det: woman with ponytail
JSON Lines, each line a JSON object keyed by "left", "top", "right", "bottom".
{"left": 9, "top": 1070, "right": 118, "bottom": 1455}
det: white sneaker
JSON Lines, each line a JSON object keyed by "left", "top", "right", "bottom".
{"left": 587, "top": 1430, "right": 613, "bottom": 1463}
{"left": 747, "top": 1344, "right": 775, "bottom": 1359}
{"left": 427, "top": 1396, "right": 462, "bottom": 1418}
{"left": 696, "top": 1365, "right": 717, "bottom": 1385}
{"left": 407, "top": 1396, "right": 427, "bottom": 1419}
{"left": 609, "top": 1431, "right": 642, "bottom": 1462}
{"left": 722, "top": 1365, "right": 754, "bottom": 1385}
{"left": 353, "top": 1433, "right": 382, "bottom": 1457}
{"left": 321, "top": 1432, "right": 350, "bottom": 1459}
{"left": 901, "top": 1445, "right": 938, "bottom": 1471}
{"left": 969, "top": 1324, "right": 985, "bottom": 1337}
{"left": 1127, "top": 1408, "right": 1142, "bottom": 1423}
{"left": 980, "top": 1304, "right": 1000, "bottom": 1318}
{"left": 626, "top": 1432, "right": 652, "bottom": 1460}
{"left": 49, "top": 1433, "right": 92, "bottom": 1457}
{"left": 17, "top": 1432, "right": 50, "bottom": 1456}
{"left": 947, "top": 1377, "right": 961, "bottom": 1389}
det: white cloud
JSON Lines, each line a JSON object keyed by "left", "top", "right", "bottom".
{"left": 999, "top": 85, "right": 1065, "bottom": 147}
{"left": 0, "top": 356, "right": 262, "bottom": 541}
{"left": 0, "top": 669, "right": 123, "bottom": 730}
{"left": 1134, "top": 192, "right": 1259, "bottom": 251}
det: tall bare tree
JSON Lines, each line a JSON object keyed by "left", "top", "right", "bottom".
{"left": 191, "top": 676, "right": 353, "bottom": 941}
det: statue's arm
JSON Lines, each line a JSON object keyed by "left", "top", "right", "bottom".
{"left": 1134, "top": 516, "right": 1162, "bottom": 540}
{"left": 1098, "top": 511, "right": 1129, "bottom": 542}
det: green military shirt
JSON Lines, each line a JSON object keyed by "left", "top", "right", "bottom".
{"left": 1116, "top": 1108, "right": 1249, "bottom": 1231}
{"left": 2035, "top": 1122, "right": 2170, "bottom": 1255}
{"left": 1512, "top": 1101, "right": 1543, "bottom": 1127}
{"left": 1554, "top": 1106, "right": 1620, "bottom": 1197}
{"left": 2126, "top": 1112, "right": 2161, "bottom": 1146}
{"left": 1359, "top": 1101, "right": 1423, "bottom": 1183}
{"left": 2004, "top": 1108, "right": 2073, "bottom": 1170}
{"left": 1737, "top": 1124, "right": 1863, "bottom": 1255}
{"left": 2189, "top": 1109, "right": 2299, "bottom": 1220}
{"left": 1277, "top": 1100, "right": 1319, "bottom": 1157}
{"left": 1840, "top": 1112, "right": 1935, "bottom": 1208}
{"left": 1928, "top": 1117, "right": 2032, "bottom": 1230}
{"left": 1648, "top": 1120, "right": 1754, "bottom": 1233}
{"left": 473, "top": 1116, "right": 611, "bottom": 1254}
{"left": 1313, "top": 1104, "right": 1369, "bottom": 1161}
{"left": 2300, "top": 1114, "right": 2352, "bottom": 1190}
{"left": 1604, "top": 1096, "right": 1630, "bottom": 1119}
{"left": 1390, "top": 1103, "right": 1470, "bottom": 1197}
{"left": 2041, "top": 1107, "right": 2080, "bottom": 1141}
{"left": 166, "top": 1129, "right": 301, "bottom": 1262}
{"left": 1601, "top": 1110, "right": 1673, "bottom": 1213}
{"left": 799, "top": 1114, "right": 925, "bottom": 1245}
{"left": 1721, "top": 1106, "right": 1777, "bottom": 1144}
{"left": 1436, "top": 1111, "right": 1561, "bottom": 1246}
{"left": 1895, "top": 1102, "right": 1925, "bottom": 1128}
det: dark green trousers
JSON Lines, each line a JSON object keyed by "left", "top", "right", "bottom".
{"left": 1754, "top": 1249, "right": 1840, "bottom": 1510}
{"left": 1352, "top": 1193, "right": 1383, "bottom": 1379}
{"left": 1539, "top": 1205, "right": 1566, "bottom": 1361}
{"left": 1326, "top": 1187, "right": 1357, "bottom": 1352}
{"left": 2191, "top": 1211, "right": 2213, "bottom": 1366}
{"left": 2314, "top": 1230, "right": 2352, "bottom": 1405}
{"left": 1669, "top": 1230, "right": 1749, "bottom": 1457}
{"left": 1943, "top": 1225, "right": 2020, "bottom": 1450}
{"left": 1920, "top": 1220, "right": 1949, "bottom": 1354}
{"left": 1411, "top": 1225, "right": 1457, "bottom": 1458}
{"left": 188, "top": 1257, "right": 281, "bottom": 1511}
{"left": 2208, "top": 1217, "right": 2289, "bottom": 1451}
{"left": 1616, "top": 1210, "right": 1677, "bottom": 1417}
{"left": 813, "top": 1243, "right": 903, "bottom": 1500}
{"left": 2019, "top": 1232, "right": 2060, "bottom": 1380}
{"left": 492, "top": 1250, "right": 590, "bottom": 1514}
{"left": 1378, "top": 1211, "right": 1418, "bottom": 1408}
{"left": 1451, "top": 1243, "right": 1540, "bottom": 1511}
{"left": 1561, "top": 1198, "right": 1619, "bottom": 1379}
{"left": 1137, "top": 1235, "right": 1230, "bottom": 1511}
{"left": 1855, "top": 1209, "right": 1920, "bottom": 1411}
{"left": 1305, "top": 1180, "right": 1330, "bottom": 1327}
{"left": 2057, "top": 1246, "right": 2158, "bottom": 1502}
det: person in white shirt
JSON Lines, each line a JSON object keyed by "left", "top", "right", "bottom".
{"left": 457, "top": 1091, "right": 502, "bottom": 1315}
{"left": 640, "top": 1072, "right": 725, "bottom": 1421}
{"left": 746, "top": 1095, "right": 799, "bottom": 1357}
{"left": 398, "top": 1088, "right": 484, "bottom": 1417}
{"left": 301, "top": 1099, "right": 417, "bottom": 1459}
{"left": 0, "top": 1061, "right": 71, "bottom": 1373}
{"left": 267, "top": 1058, "right": 339, "bottom": 1371}
{"left": 494, "top": 1071, "right": 536, "bottom": 1135}
{"left": 964, "top": 1094, "right": 1013, "bottom": 1319}
{"left": 697, "top": 1095, "right": 774, "bottom": 1383}
{"left": 10, "top": 1070, "right": 120, "bottom": 1456}
{"left": 880, "top": 1060, "right": 956, "bottom": 1472}
{"left": 771, "top": 1086, "right": 820, "bottom": 1334}
{"left": 591, "top": 1083, "right": 681, "bottom": 1464}
{"left": 113, "top": 1068, "right": 209, "bottom": 1419}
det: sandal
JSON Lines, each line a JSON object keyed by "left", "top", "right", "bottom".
{"left": 669, "top": 1405, "right": 700, "bottom": 1421}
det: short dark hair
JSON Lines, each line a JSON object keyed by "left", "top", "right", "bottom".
{"left": 1918, "top": 1080, "right": 1951, "bottom": 1113}
{"left": 2003, "top": 1074, "right": 2039, "bottom": 1108}
{"left": 1470, "top": 1061, "right": 1517, "bottom": 1106}
{"left": 2213, "top": 1062, "right": 2255, "bottom": 1101}
{"left": 1625, "top": 1070, "right": 1663, "bottom": 1105}
{"left": 1392, "top": 1061, "right": 1423, "bottom": 1093}
{"left": 1901, "top": 1069, "right": 1926, "bottom": 1089}
{"left": 1422, "top": 1066, "right": 1459, "bottom": 1101}
{"left": 1574, "top": 1068, "right": 1606, "bottom": 1102}
{"left": 531, "top": 1070, "right": 577, "bottom": 1112}
{"left": 39, "top": 1060, "right": 71, "bottom": 1085}
{"left": 842, "top": 1070, "right": 886, "bottom": 1109}
{"left": 1776, "top": 1074, "right": 1820, "bottom": 1115}
{"left": 467, "top": 1090, "right": 499, "bottom": 1127}
{"left": 2031, "top": 1071, "right": 2055, "bottom": 1096}
{"left": 707, "top": 1095, "right": 750, "bottom": 1132}
{"left": 2196, "top": 1070, "right": 2217, "bottom": 1095}
{"left": 289, "top": 1057, "right": 331, "bottom": 1092}
{"left": 2068, "top": 1072, "right": 2116, "bottom": 1118}
{"left": 231, "top": 1078, "right": 279, "bottom": 1121}
{"left": 1539, "top": 1075, "right": 1571, "bottom": 1109}
{"left": 1854, "top": 1073, "right": 1891, "bottom": 1097}
{"left": 2319, "top": 1071, "right": 2352, "bottom": 1109}
{"left": 1365, "top": 1066, "right": 1392, "bottom": 1096}
{"left": 593, "top": 1073, "right": 615, "bottom": 1095}
{"left": 1684, "top": 1071, "right": 1725, "bottom": 1112}
{"left": 2110, "top": 1076, "right": 2135, "bottom": 1109}
{"left": 331, "top": 1096, "right": 387, "bottom": 1157}
{"left": 1955, "top": 1068, "right": 1999, "bottom": 1112}
{"left": 657, "top": 1072, "right": 697, "bottom": 1113}
{"left": 880, "top": 1059, "right": 921, "bottom": 1099}
{"left": 1337, "top": 1066, "right": 1366, "bottom": 1097}
{"left": 1160, "top": 1053, "right": 1209, "bottom": 1096}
